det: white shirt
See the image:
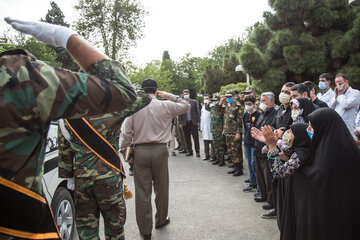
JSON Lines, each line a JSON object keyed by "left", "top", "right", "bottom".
{"left": 317, "top": 88, "right": 335, "bottom": 107}
{"left": 200, "top": 107, "right": 213, "bottom": 140}
{"left": 329, "top": 87, "right": 360, "bottom": 137}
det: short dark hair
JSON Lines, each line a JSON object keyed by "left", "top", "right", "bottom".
{"left": 291, "top": 83, "right": 310, "bottom": 97}
{"left": 244, "top": 95, "right": 256, "bottom": 104}
{"left": 335, "top": 73, "right": 348, "bottom": 81}
{"left": 319, "top": 73, "right": 332, "bottom": 82}
{"left": 303, "top": 81, "right": 316, "bottom": 93}
{"left": 183, "top": 89, "right": 190, "bottom": 93}
{"left": 284, "top": 82, "right": 296, "bottom": 88}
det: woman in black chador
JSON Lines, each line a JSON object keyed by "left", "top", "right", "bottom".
{"left": 293, "top": 108, "right": 360, "bottom": 239}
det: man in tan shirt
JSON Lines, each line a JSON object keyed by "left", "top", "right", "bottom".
{"left": 120, "top": 79, "right": 190, "bottom": 240}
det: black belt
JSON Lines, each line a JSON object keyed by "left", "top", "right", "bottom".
{"left": 135, "top": 143, "right": 167, "bottom": 147}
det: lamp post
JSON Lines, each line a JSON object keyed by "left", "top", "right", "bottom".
{"left": 350, "top": 0, "right": 360, "bottom": 6}
{"left": 235, "top": 65, "right": 250, "bottom": 85}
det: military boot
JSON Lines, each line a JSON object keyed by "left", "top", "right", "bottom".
{"left": 227, "top": 166, "right": 237, "bottom": 174}
{"left": 233, "top": 165, "right": 243, "bottom": 176}
{"left": 218, "top": 160, "right": 225, "bottom": 166}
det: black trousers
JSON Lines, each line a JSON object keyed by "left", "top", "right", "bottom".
{"left": 255, "top": 155, "right": 273, "bottom": 205}
{"left": 203, "top": 140, "right": 214, "bottom": 158}
{"left": 183, "top": 121, "right": 200, "bottom": 154}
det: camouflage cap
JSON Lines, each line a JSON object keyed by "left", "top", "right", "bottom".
{"left": 211, "top": 94, "right": 220, "bottom": 101}
{"left": 241, "top": 86, "right": 255, "bottom": 94}
{"left": 225, "top": 89, "right": 233, "bottom": 97}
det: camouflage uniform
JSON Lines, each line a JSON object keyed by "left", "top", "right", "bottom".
{"left": 0, "top": 49, "right": 137, "bottom": 239}
{"left": 58, "top": 90, "right": 151, "bottom": 240}
{"left": 206, "top": 97, "right": 226, "bottom": 164}
{"left": 223, "top": 91, "right": 244, "bottom": 174}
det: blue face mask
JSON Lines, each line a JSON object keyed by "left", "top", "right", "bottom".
{"left": 227, "top": 97, "right": 233, "bottom": 104}
{"left": 307, "top": 130, "right": 314, "bottom": 140}
{"left": 184, "top": 95, "right": 189, "bottom": 100}
{"left": 212, "top": 101, "right": 218, "bottom": 105}
{"left": 318, "top": 81, "right": 327, "bottom": 90}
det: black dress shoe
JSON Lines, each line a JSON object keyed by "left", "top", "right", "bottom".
{"left": 179, "top": 150, "right": 187, "bottom": 154}
{"left": 142, "top": 234, "right": 151, "bottom": 240}
{"left": 196, "top": 152, "right": 200, "bottom": 157}
{"left": 261, "top": 209, "right": 277, "bottom": 219}
{"left": 254, "top": 196, "right": 266, "bottom": 202}
{"left": 186, "top": 152, "right": 193, "bottom": 156}
{"left": 155, "top": 217, "right": 170, "bottom": 229}
{"left": 212, "top": 161, "right": 220, "bottom": 165}
{"left": 262, "top": 203, "right": 274, "bottom": 210}
{"left": 244, "top": 179, "right": 250, "bottom": 183}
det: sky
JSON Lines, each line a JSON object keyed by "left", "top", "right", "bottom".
{"left": 0, "top": 0, "right": 271, "bottom": 66}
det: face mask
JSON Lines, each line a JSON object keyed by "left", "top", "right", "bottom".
{"left": 184, "top": 95, "right": 189, "bottom": 100}
{"left": 282, "top": 131, "right": 293, "bottom": 148}
{"left": 291, "top": 109, "right": 301, "bottom": 121}
{"left": 318, "top": 81, "right": 327, "bottom": 90}
{"left": 245, "top": 105, "right": 254, "bottom": 112}
{"left": 227, "top": 97, "right": 233, "bottom": 104}
{"left": 259, "top": 102, "right": 267, "bottom": 111}
{"left": 212, "top": 101, "right": 218, "bottom": 105}
{"left": 204, "top": 100, "right": 209, "bottom": 104}
{"left": 209, "top": 103, "right": 214, "bottom": 107}
{"left": 307, "top": 130, "right": 314, "bottom": 140}
{"left": 279, "top": 93, "right": 291, "bottom": 105}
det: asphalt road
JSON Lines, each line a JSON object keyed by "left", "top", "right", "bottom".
{"left": 74, "top": 142, "right": 280, "bottom": 240}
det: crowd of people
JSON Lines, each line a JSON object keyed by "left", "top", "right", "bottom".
{"left": 1, "top": 17, "right": 360, "bottom": 240}
{"left": 190, "top": 73, "right": 360, "bottom": 239}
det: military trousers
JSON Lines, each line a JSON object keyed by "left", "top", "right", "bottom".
{"left": 212, "top": 130, "right": 226, "bottom": 161}
{"left": 134, "top": 143, "right": 169, "bottom": 235}
{"left": 74, "top": 175, "right": 126, "bottom": 240}
{"left": 225, "top": 134, "right": 243, "bottom": 168}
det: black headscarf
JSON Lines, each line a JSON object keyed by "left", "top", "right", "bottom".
{"left": 293, "top": 108, "right": 360, "bottom": 240}
{"left": 291, "top": 97, "right": 316, "bottom": 123}
{"left": 290, "top": 122, "right": 311, "bottom": 164}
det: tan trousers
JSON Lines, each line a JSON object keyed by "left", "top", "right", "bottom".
{"left": 134, "top": 143, "right": 169, "bottom": 235}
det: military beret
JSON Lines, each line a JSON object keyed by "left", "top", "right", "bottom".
{"left": 142, "top": 78, "right": 157, "bottom": 90}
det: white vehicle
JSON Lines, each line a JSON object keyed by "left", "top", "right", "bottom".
{"left": 42, "top": 121, "right": 75, "bottom": 240}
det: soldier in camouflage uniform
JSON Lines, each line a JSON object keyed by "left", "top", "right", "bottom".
{"left": 222, "top": 90, "right": 244, "bottom": 176}
{"left": 58, "top": 88, "right": 151, "bottom": 240}
{"left": 0, "top": 18, "right": 137, "bottom": 239}
{"left": 205, "top": 95, "right": 226, "bottom": 166}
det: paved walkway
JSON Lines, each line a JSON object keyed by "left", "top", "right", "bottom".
{"left": 75, "top": 144, "right": 280, "bottom": 240}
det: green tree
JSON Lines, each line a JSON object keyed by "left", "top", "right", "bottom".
{"left": 127, "top": 60, "right": 175, "bottom": 93}
{"left": 218, "top": 82, "right": 250, "bottom": 95}
{"left": 19, "top": 38, "right": 60, "bottom": 66}
{"left": 75, "top": 0, "right": 147, "bottom": 60}
{"left": 42, "top": 1, "right": 78, "bottom": 71}
{"left": 239, "top": 0, "right": 360, "bottom": 92}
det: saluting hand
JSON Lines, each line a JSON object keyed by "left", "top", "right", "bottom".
{"left": 157, "top": 91, "right": 169, "bottom": 99}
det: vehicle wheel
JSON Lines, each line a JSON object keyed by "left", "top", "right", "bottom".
{"left": 51, "top": 187, "right": 75, "bottom": 240}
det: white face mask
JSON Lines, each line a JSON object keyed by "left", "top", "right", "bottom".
{"left": 279, "top": 93, "right": 291, "bottom": 105}
{"left": 204, "top": 99, "right": 209, "bottom": 104}
{"left": 291, "top": 109, "right": 301, "bottom": 121}
{"left": 259, "top": 102, "right": 267, "bottom": 111}
{"left": 245, "top": 105, "right": 254, "bottom": 112}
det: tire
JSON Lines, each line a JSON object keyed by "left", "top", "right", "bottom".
{"left": 51, "top": 187, "right": 75, "bottom": 240}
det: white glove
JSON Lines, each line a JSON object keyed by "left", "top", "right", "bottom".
{"left": 66, "top": 178, "right": 75, "bottom": 190}
{"left": 4, "top": 17, "right": 77, "bottom": 48}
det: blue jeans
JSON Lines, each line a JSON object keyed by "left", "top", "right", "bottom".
{"left": 244, "top": 146, "right": 257, "bottom": 187}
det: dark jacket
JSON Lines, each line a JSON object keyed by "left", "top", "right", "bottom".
{"left": 243, "top": 110, "right": 260, "bottom": 148}
{"left": 271, "top": 105, "right": 293, "bottom": 130}
{"left": 254, "top": 107, "right": 277, "bottom": 158}
{"left": 178, "top": 99, "right": 200, "bottom": 126}
{"left": 313, "top": 97, "right": 328, "bottom": 108}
